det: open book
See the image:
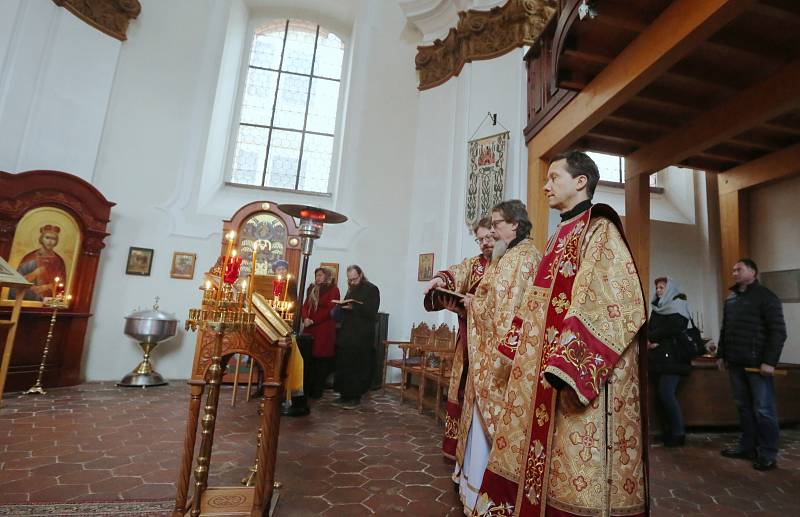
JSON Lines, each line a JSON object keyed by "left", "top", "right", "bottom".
{"left": 332, "top": 298, "right": 364, "bottom": 305}
{"left": 433, "top": 287, "right": 464, "bottom": 300}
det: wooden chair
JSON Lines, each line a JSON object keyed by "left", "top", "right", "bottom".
{"left": 419, "top": 323, "right": 457, "bottom": 419}
{"left": 382, "top": 322, "right": 432, "bottom": 404}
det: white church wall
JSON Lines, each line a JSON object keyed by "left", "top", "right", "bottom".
{"left": 0, "top": 0, "right": 119, "bottom": 181}
{"left": 81, "top": 0, "right": 420, "bottom": 381}
{"left": 749, "top": 175, "right": 800, "bottom": 364}
{"left": 399, "top": 49, "right": 528, "bottom": 345}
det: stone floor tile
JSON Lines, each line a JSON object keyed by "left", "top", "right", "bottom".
{"left": 323, "top": 486, "right": 370, "bottom": 505}
{"left": 0, "top": 381, "right": 798, "bottom": 517}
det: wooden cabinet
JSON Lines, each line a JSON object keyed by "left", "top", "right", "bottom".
{"left": 0, "top": 170, "right": 113, "bottom": 392}
{"left": 649, "top": 357, "right": 800, "bottom": 430}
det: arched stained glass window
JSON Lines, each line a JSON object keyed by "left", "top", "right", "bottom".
{"left": 230, "top": 20, "right": 345, "bottom": 193}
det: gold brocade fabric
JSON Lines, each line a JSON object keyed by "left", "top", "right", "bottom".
{"left": 480, "top": 216, "right": 646, "bottom": 516}
{"left": 457, "top": 239, "right": 541, "bottom": 465}
{"left": 438, "top": 255, "right": 488, "bottom": 410}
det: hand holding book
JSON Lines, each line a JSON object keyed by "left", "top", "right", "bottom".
{"left": 332, "top": 298, "right": 363, "bottom": 305}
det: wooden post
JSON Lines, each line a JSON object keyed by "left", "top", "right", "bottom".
{"left": 252, "top": 382, "right": 282, "bottom": 516}
{"left": 718, "top": 189, "right": 749, "bottom": 297}
{"left": 624, "top": 174, "right": 652, "bottom": 302}
{"left": 527, "top": 153, "right": 550, "bottom": 252}
{"left": 173, "top": 381, "right": 205, "bottom": 517}
{"left": 0, "top": 289, "right": 25, "bottom": 406}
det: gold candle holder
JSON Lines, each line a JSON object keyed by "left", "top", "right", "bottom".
{"left": 185, "top": 277, "right": 254, "bottom": 516}
{"left": 23, "top": 284, "right": 70, "bottom": 396}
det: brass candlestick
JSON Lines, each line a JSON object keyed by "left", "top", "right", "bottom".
{"left": 23, "top": 284, "right": 71, "bottom": 396}
{"left": 185, "top": 281, "right": 255, "bottom": 517}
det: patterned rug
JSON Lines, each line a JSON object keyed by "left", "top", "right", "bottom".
{"left": 0, "top": 499, "right": 173, "bottom": 516}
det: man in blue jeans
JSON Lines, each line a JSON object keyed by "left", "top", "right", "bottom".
{"left": 717, "top": 258, "right": 787, "bottom": 471}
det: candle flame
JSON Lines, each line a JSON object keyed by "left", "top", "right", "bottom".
{"left": 205, "top": 280, "right": 211, "bottom": 289}
{"left": 227, "top": 230, "right": 236, "bottom": 240}
{"left": 241, "top": 279, "right": 247, "bottom": 289}
{"left": 54, "top": 276, "right": 60, "bottom": 282}
{"left": 231, "top": 249, "right": 237, "bottom": 257}
{"left": 67, "top": 295, "right": 72, "bottom": 300}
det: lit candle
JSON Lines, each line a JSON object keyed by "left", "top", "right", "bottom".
{"left": 248, "top": 246, "right": 257, "bottom": 306}
{"left": 282, "top": 274, "right": 291, "bottom": 302}
{"left": 205, "top": 280, "right": 211, "bottom": 290}
{"left": 217, "top": 231, "right": 236, "bottom": 301}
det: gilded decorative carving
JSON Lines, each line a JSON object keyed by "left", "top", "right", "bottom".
{"left": 416, "top": 0, "right": 557, "bottom": 90}
{"left": 195, "top": 331, "right": 279, "bottom": 383}
{"left": 52, "top": 0, "right": 141, "bottom": 41}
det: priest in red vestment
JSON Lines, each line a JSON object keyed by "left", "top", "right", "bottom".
{"left": 424, "top": 215, "right": 494, "bottom": 459}
{"left": 473, "top": 150, "right": 648, "bottom": 517}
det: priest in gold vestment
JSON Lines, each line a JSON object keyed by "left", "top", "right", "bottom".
{"left": 473, "top": 151, "right": 648, "bottom": 517}
{"left": 450, "top": 200, "right": 543, "bottom": 514}
{"left": 424, "top": 216, "right": 494, "bottom": 460}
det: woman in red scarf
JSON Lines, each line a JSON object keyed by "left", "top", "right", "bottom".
{"left": 301, "top": 267, "right": 340, "bottom": 399}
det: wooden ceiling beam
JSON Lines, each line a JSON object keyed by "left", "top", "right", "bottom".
{"left": 625, "top": 58, "right": 800, "bottom": 178}
{"left": 528, "top": 0, "right": 754, "bottom": 157}
{"left": 561, "top": 49, "right": 740, "bottom": 95}
{"left": 605, "top": 115, "right": 674, "bottom": 133}
{"left": 718, "top": 142, "right": 800, "bottom": 194}
{"left": 761, "top": 122, "right": 800, "bottom": 137}
{"left": 750, "top": 2, "right": 800, "bottom": 25}
{"left": 593, "top": 4, "right": 649, "bottom": 33}
{"left": 728, "top": 138, "right": 781, "bottom": 153}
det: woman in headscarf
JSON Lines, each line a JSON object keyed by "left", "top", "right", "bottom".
{"left": 301, "top": 267, "right": 340, "bottom": 399}
{"left": 648, "top": 276, "right": 693, "bottom": 447}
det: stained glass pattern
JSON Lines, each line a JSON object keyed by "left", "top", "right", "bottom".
{"left": 266, "top": 130, "right": 302, "bottom": 190}
{"left": 231, "top": 126, "right": 268, "bottom": 185}
{"left": 314, "top": 29, "right": 344, "bottom": 79}
{"left": 307, "top": 78, "right": 340, "bottom": 134}
{"left": 299, "top": 134, "right": 334, "bottom": 192}
{"left": 240, "top": 68, "right": 278, "bottom": 125}
{"left": 273, "top": 74, "right": 310, "bottom": 130}
{"left": 231, "top": 19, "right": 344, "bottom": 193}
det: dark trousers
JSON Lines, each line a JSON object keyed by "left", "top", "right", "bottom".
{"left": 728, "top": 365, "right": 779, "bottom": 462}
{"left": 308, "top": 357, "right": 334, "bottom": 399}
{"left": 655, "top": 373, "right": 685, "bottom": 439}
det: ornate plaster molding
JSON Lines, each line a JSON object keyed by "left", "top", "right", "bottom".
{"left": 52, "top": 0, "right": 141, "bottom": 41}
{"left": 415, "top": 0, "right": 556, "bottom": 90}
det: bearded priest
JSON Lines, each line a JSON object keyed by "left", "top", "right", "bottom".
{"left": 440, "top": 200, "right": 542, "bottom": 515}
{"left": 473, "top": 151, "right": 648, "bottom": 517}
{"left": 424, "top": 215, "right": 494, "bottom": 461}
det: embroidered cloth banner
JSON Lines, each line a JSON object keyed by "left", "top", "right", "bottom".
{"left": 466, "top": 131, "right": 509, "bottom": 227}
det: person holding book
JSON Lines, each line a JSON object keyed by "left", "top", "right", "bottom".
{"left": 423, "top": 215, "right": 493, "bottom": 462}
{"left": 444, "top": 200, "right": 542, "bottom": 515}
{"left": 332, "top": 265, "right": 380, "bottom": 408}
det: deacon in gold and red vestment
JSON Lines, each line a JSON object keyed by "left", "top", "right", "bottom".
{"left": 452, "top": 201, "right": 543, "bottom": 515}
{"left": 424, "top": 217, "right": 494, "bottom": 460}
{"left": 473, "top": 153, "right": 648, "bottom": 517}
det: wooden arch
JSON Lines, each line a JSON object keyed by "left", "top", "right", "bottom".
{"left": 0, "top": 170, "right": 113, "bottom": 391}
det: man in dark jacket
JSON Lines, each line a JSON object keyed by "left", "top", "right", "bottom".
{"left": 717, "top": 258, "right": 787, "bottom": 471}
{"left": 333, "top": 265, "right": 380, "bottom": 409}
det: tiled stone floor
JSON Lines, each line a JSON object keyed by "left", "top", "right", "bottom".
{"left": 0, "top": 382, "right": 797, "bottom": 516}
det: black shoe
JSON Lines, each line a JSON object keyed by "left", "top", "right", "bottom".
{"left": 284, "top": 405, "right": 310, "bottom": 417}
{"left": 721, "top": 447, "right": 754, "bottom": 460}
{"left": 339, "top": 398, "right": 360, "bottom": 410}
{"left": 753, "top": 458, "right": 777, "bottom": 471}
{"left": 664, "top": 435, "right": 685, "bottom": 448}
